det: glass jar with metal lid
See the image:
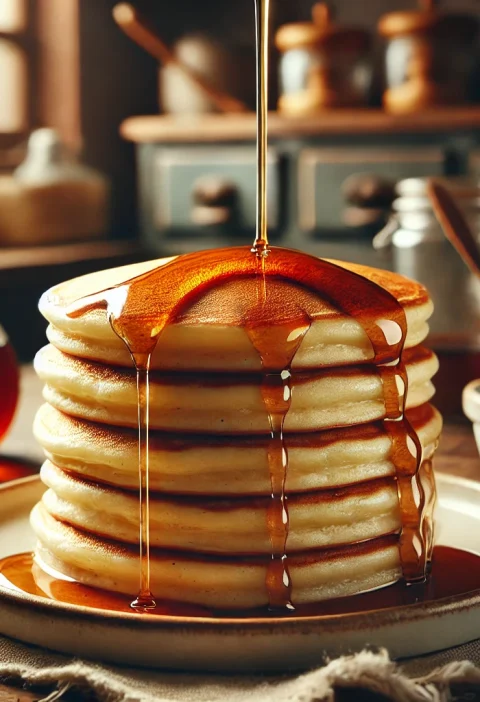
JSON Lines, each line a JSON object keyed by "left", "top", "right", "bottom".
{"left": 373, "top": 177, "right": 480, "bottom": 351}
{"left": 275, "top": 3, "right": 371, "bottom": 115}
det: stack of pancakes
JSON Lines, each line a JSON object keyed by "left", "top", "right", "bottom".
{"left": 32, "top": 256, "right": 441, "bottom": 609}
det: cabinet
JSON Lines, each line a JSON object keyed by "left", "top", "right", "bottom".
{"left": 122, "top": 108, "right": 480, "bottom": 254}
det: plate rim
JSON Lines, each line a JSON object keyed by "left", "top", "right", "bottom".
{"left": 1, "top": 472, "right": 479, "bottom": 632}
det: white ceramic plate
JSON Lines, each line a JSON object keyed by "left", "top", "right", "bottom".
{"left": 0, "top": 474, "right": 479, "bottom": 673}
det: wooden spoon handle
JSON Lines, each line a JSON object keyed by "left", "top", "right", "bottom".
{"left": 113, "top": 3, "right": 248, "bottom": 114}
{"left": 427, "top": 178, "right": 480, "bottom": 278}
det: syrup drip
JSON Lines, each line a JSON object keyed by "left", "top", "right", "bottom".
{"left": 379, "top": 361, "right": 428, "bottom": 581}
{"left": 130, "top": 362, "right": 155, "bottom": 611}
{"left": 421, "top": 456, "right": 437, "bottom": 564}
{"left": 249, "top": 0, "right": 300, "bottom": 603}
{"left": 245, "top": 298, "right": 310, "bottom": 608}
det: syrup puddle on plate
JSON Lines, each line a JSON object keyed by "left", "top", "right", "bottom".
{"left": 0, "top": 546, "right": 479, "bottom": 619}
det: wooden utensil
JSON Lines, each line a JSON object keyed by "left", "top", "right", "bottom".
{"left": 112, "top": 3, "right": 248, "bottom": 114}
{"left": 427, "top": 178, "right": 480, "bottom": 277}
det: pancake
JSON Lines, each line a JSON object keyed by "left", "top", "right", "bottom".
{"left": 34, "top": 402, "right": 442, "bottom": 494}
{"left": 40, "top": 460, "right": 403, "bottom": 554}
{"left": 40, "top": 257, "right": 433, "bottom": 371}
{"left": 32, "top": 249, "right": 441, "bottom": 609}
{"left": 31, "top": 503, "right": 402, "bottom": 608}
{"left": 35, "top": 343, "right": 438, "bottom": 434}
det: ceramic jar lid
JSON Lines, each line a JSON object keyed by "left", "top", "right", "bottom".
{"left": 378, "top": 0, "right": 477, "bottom": 39}
{"left": 275, "top": 3, "right": 370, "bottom": 53}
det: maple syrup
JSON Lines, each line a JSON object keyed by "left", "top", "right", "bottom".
{"left": 252, "top": 0, "right": 270, "bottom": 259}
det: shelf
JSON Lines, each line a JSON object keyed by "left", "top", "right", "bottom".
{"left": 0, "top": 239, "right": 145, "bottom": 286}
{"left": 121, "top": 107, "right": 480, "bottom": 144}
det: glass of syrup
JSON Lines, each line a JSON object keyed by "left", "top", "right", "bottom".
{"left": 0, "top": 324, "right": 20, "bottom": 482}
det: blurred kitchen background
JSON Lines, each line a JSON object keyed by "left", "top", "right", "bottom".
{"left": 2, "top": 0, "right": 480, "bottom": 437}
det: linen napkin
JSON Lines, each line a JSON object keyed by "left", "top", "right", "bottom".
{"left": 1, "top": 635, "right": 479, "bottom": 702}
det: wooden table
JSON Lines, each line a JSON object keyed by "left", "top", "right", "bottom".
{"left": 0, "top": 368, "right": 478, "bottom": 701}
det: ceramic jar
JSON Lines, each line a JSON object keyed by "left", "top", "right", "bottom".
{"left": 275, "top": 3, "right": 371, "bottom": 115}
{"left": 378, "top": 1, "right": 478, "bottom": 114}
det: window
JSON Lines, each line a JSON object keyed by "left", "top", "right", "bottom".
{"left": 0, "top": 0, "right": 81, "bottom": 167}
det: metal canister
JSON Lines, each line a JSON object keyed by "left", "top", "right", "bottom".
{"left": 373, "top": 177, "right": 480, "bottom": 351}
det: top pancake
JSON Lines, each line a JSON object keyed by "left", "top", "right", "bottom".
{"left": 40, "top": 254, "right": 433, "bottom": 372}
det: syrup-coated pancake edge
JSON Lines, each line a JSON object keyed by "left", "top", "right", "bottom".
{"left": 39, "top": 252, "right": 432, "bottom": 329}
